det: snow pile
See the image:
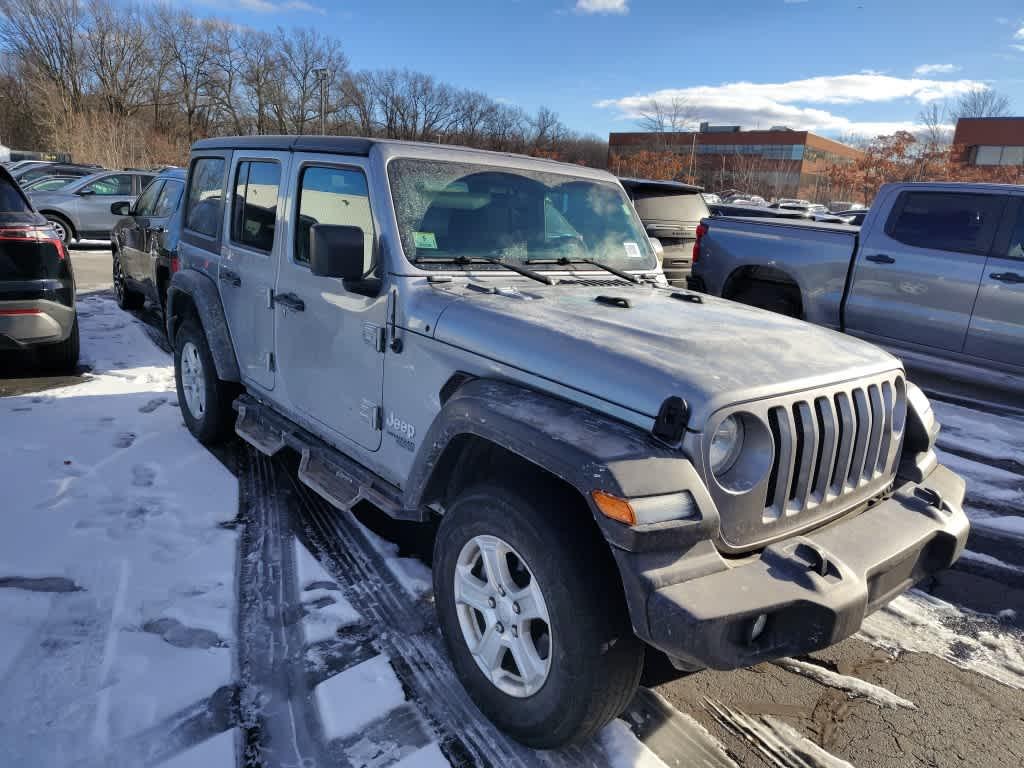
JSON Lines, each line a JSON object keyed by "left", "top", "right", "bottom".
{"left": 0, "top": 295, "right": 238, "bottom": 767}
{"left": 774, "top": 657, "right": 917, "bottom": 709}
{"left": 600, "top": 720, "right": 672, "bottom": 768}
{"left": 859, "top": 590, "right": 1024, "bottom": 689}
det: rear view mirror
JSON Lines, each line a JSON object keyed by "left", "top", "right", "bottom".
{"left": 310, "top": 224, "right": 365, "bottom": 281}
{"left": 111, "top": 201, "right": 131, "bottom": 216}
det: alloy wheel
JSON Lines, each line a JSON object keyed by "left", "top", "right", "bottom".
{"left": 180, "top": 341, "right": 207, "bottom": 420}
{"left": 454, "top": 534, "right": 553, "bottom": 698}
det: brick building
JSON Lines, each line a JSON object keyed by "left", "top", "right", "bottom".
{"left": 608, "top": 126, "right": 862, "bottom": 201}
{"left": 952, "top": 117, "right": 1024, "bottom": 167}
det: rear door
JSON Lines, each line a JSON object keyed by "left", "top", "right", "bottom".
{"left": 964, "top": 196, "right": 1024, "bottom": 367}
{"left": 75, "top": 173, "right": 137, "bottom": 238}
{"left": 273, "top": 157, "right": 386, "bottom": 451}
{"left": 219, "top": 153, "right": 288, "bottom": 391}
{"left": 844, "top": 190, "right": 1005, "bottom": 352}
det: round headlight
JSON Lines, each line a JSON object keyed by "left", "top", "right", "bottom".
{"left": 710, "top": 415, "right": 745, "bottom": 475}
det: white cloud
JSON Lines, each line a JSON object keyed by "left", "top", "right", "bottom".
{"left": 596, "top": 73, "right": 988, "bottom": 137}
{"left": 237, "top": 0, "right": 325, "bottom": 13}
{"left": 914, "top": 63, "right": 959, "bottom": 75}
{"left": 1015, "top": 26, "right": 1024, "bottom": 39}
{"left": 575, "top": 0, "right": 629, "bottom": 14}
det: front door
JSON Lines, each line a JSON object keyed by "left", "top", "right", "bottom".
{"left": 119, "top": 179, "right": 164, "bottom": 283}
{"left": 74, "top": 173, "right": 138, "bottom": 239}
{"left": 965, "top": 197, "right": 1024, "bottom": 367}
{"left": 219, "top": 153, "right": 289, "bottom": 391}
{"left": 274, "top": 158, "right": 386, "bottom": 452}
{"left": 845, "top": 190, "right": 1005, "bottom": 352}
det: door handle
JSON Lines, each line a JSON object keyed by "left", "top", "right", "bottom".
{"left": 219, "top": 269, "right": 241, "bottom": 287}
{"left": 991, "top": 272, "right": 1024, "bottom": 284}
{"left": 273, "top": 292, "right": 305, "bottom": 312}
{"left": 866, "top": 254, "right": 895, "bottom": 264}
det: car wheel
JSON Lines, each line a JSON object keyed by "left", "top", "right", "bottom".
{"left": 112, "top": 249, "right": 144, "bottom": 310}
{"left": 46, "top": 214, "right": 73, "bottom": 246}
{"left": 37, "top": 316, "right": 80, "bottom": 373}
{"left": 433, "top": 483, "right": 644, "bottom": 748}
{"left": 174, "top": 316, "right": 237, "bottom": 444}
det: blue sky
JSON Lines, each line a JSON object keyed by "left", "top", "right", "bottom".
{"left": 188, "top": 0, "right": 1024, "bottom": 139}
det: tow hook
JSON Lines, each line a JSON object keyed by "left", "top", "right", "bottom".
{"left": 916, "top": 486, "right": 953, "bottom": 516}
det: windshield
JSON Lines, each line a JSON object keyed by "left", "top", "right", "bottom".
{"left": 631, "top": 191, "right": 709, "bottom": 224}
{"left": 388, "top": 157, "right": 657, "bottom": 272}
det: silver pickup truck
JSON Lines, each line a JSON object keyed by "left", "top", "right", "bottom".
{"left": 691, "top": 182, "right": 1024, "bottom": 390}
{"left": 167, "top": 142, "right": 968, "bottom": 748}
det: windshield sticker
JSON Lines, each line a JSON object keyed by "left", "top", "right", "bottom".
{"left": 413, "top": 231, "right": 438, "bottom": 250}
{"left": 624, "top": 242, "right": 642, "bottom": 259}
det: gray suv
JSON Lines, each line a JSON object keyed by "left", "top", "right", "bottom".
{"left": 167, "top": 136, "right": 969, "bottom": 748}
{"left": 30, "top": 170, "right": 155, "bottom": 244}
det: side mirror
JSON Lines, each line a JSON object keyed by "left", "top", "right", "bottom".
{"left": 310, "top": 223, "right": 365, "bottom": 280}
{"left": 649, "top": 237, "right": 664, "bottom": 261}
{"left": 111, "top": 201, "right": 131, "bottom": 216}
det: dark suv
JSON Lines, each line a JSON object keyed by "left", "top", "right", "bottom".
{"left": 0, "top": 165, "right": 78, "bottom": 370}
{"left": 619, "top": 177, "right": 709, "bottom": 287}
{"left": 110, "top": 168, "right": 185, "bottom": 319}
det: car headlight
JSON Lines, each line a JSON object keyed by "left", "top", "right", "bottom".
{"left": 710, "top": 415, "right": 745, "bottom": 475}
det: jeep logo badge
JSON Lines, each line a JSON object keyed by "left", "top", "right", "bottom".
{"left": 386, "top": 412, "right": 416, "bottom": 451}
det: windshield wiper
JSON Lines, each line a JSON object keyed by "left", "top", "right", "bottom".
{"left": 414, "top": 255, "right": 556, "bottom": 286}
{"left": 526, "top": 256, "right": 642, "bottom": 284}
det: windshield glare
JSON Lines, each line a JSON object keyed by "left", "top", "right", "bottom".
{"left": 388, "top": 158, "right": 657, "bottom": 272}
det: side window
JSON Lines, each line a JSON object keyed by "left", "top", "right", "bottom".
{"left": 185, "top": 158, "right": 226, "bottom": 238}
{"left": 1005, "top": 204, "right": 1024, "bottom": 261}
{"left": 295, "top": 165, "right": 374, "bottom": 271}
{"left": 133, "top": 180, "right": 164, "bottom": 217}
{"left": 231, "top": 161, "right": 281, "bottom": 252}
{"left": 84, "top": 174, "right": 133, "bottom": 196}
{"left": 885, "top": 192, "right": 1004, "bottom": 255}
{"left": 153, "top": 180, "right": 184, "bottom": 218}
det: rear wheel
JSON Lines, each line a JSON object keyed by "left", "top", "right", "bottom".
{"left": 112, "top": 249, "right": 145, "bottom": 310}
{"left": 731, "top": 282, "right": 801, "bottom": 318}
{"left": 174, "top": 316, "right": 237, "bottom": 444}
{"left": 37, "top": 316, "right": 79, "bottom": 373}
{"left": 45, "top": 214, "right": 73, "bottom": 246}
{"left": 433, "top": 483, "right": 644, "bottom": 748}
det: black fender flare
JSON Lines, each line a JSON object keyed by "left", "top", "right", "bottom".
{"left": 403, "top": 379, "right": 718, "bottom": 550}
{"left": 166, "top": 269, "right": 241, "bottom": 382}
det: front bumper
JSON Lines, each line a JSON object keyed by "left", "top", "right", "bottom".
{"left": 623, "top": 464, "right": 969, "bottom": 669}
{"left": 0, "top": 298, "right": 76, "bottom": 349}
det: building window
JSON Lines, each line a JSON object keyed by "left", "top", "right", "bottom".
{"left": 1001, "top": 147, "right": 1024, "bottom": 166}
{"left": 974, "top": 146, "right": 1004, "bottom": 165}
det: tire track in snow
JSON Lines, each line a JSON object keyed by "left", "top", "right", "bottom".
{"left": 236, "top": 449, "right": 333, "bottom": 768}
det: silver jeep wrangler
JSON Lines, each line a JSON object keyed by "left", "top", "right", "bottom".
{"left": 167, "top": 136, "right": 969, "bottom": 748}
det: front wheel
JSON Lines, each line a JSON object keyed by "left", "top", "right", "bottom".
{"left": 174, "top": 317, "right": 237, "bottom": 444}
{"left": 112, "top": 249, "right": 145, "bottom": 310}
{"left": 433, "top": 483, "right": 644, "bottom": 748}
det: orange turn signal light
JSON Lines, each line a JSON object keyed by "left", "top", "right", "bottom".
{"left": 591, "top": 490, "right": 636, "bottom": 526}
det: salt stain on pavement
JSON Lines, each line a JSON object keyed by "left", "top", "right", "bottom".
{"left": 0, "top": 295, "right": 238, "bottom": 767}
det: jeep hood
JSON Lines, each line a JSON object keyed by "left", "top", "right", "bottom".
{"left": 431, "top": 283, "right": 901, "bottom": 427}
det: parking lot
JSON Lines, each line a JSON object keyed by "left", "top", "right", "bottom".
{"left": 0, "top": 246, "right": 1020, "bottom": 768}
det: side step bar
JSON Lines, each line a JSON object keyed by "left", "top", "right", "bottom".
{"left": 233, "top": 395, "right": 425, "bottom": 522}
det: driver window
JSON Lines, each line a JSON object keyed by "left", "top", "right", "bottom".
{"left": 295, "top": 165, "right": 375, "bottom": 273}
{"left": 134, "top": 180, "right": 164, "bottom": 217}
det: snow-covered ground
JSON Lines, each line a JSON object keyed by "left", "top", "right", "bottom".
{"left": 3, "top": 290, "right": 1024, "bottom": 768}
{"left": 0, "top": 295, "right": 238, "bottom": 766}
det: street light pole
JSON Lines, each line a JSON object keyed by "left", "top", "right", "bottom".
{"left": 314, "top": 67, "right": 329, "bottom": 135}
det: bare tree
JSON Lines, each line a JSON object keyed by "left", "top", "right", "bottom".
{"left": 950, "top": 88, "right": 1011, "bottom": 122}
{"left": 85, "top": 0, "right": 152, "bottom": 116}
{"left": 918, "top": 102, "right": 952, "bottom": 146}
{"left": 637, "top": 96, "right": 696, "bottom": 133}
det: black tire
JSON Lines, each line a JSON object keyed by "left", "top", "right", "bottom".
{"left": 37, "top": 317, "right": 80, "bottom": 373}
{"left": 112, "top": 249, "right": 145, "bottom": 310}
{"left": 174, "top": 316, "right": 237, "bottom": 444}
{"left": 45, "top": 213, "right": 74, "bottom": 246}
{"left": 731, "top": 283, "right": 801, "bottom": 318}
{"left": 433, "top": 483, "right": 644, "bottom": 748}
